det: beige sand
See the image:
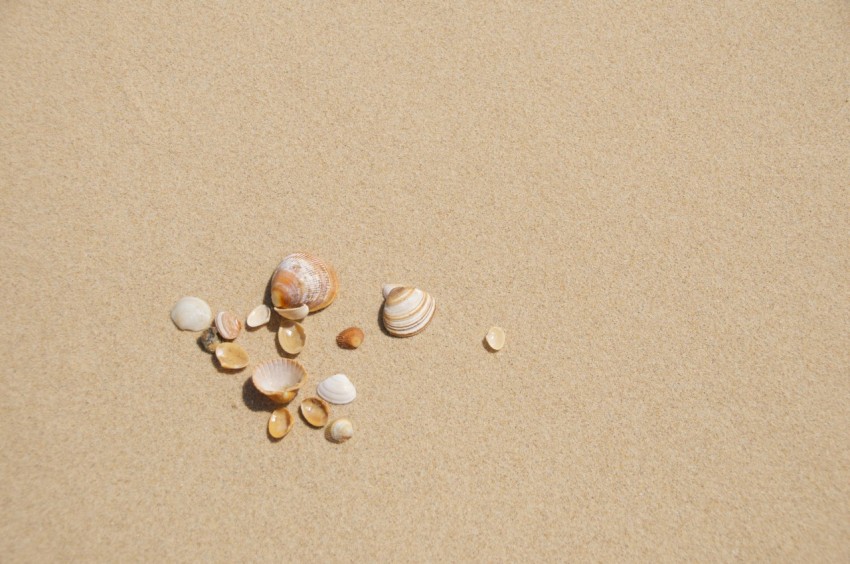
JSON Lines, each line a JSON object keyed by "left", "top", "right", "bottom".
{"left": 1, "top": 2, "right": 848, "bottom": 561}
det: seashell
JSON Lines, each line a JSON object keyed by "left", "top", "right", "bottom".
{"left": 484, "top": 326, "right": 506, "bottom": 351}
{"left": 277, "top": 320, "right": 306, "bottom": 355}
{"left": 246, "top": 305, "right": 271, "bottom": 328}
{"left": 336, "top": 327, "right": 364, "bottom": 349}
{"left": 215, "top": 311, "right": 242, "bottom": 340}
{"left": 316, "top": 374, "right": 356, "bottom": 405}
{"left": 268, "top": 407, "right": 294, "bottom": 439}
{"left": 252, "top": 358, "right": 307, "bottom": 404}
{"left": 170, "top": 296, "right": 212, "bottom": 331}
{"left": 327, "top": 418, "right": 354, "bottom": 443}
{"left": 300, "top": 397, "right": 330, "bottom": 428}
{"left": 381, "top": 286, "right": 436, "bottom": 338}
{"left": 215, "top": 342, "right": 249, "bottom": 370}
{"left": 270, "top": 253, "right": 339, "bottom": 312}
{"left": 382, "top": 284, "right": 403, "bottom": 299}
{"left": 274, "top": 304, "right": 309, "bottom": 321}
{"left": 198, "top": 327, "right": 221, "bottom": 353}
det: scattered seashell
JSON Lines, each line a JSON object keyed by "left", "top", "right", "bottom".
{"left": 270, "top": 253, "right": 339, "bottom": 312}
{"left": 252, "top": 358, "right": 307, "bottom": 404}
{"left": 327, "top": 418, "right": 354, "bottom": 443}
{"left": 484, "top": 326, "right": 506, "bottom": 351}
{"left": 246, "top": 305, "right": 271, "bottom": 328}
{"left": 170, "top": 296, "right": 213, "bottom": 331}
{"left": 268, "top": 407, "right": 294, "bottom": 439}
{"left": 381, "top": 286, "right": 436, "bottom": 338}
{"left": 199, "top": 327, "right": 221, "bottom": 353}
{"left": 277, "top": 320, "right": 306, "bottom": 355}
{"left": 215, "top": 311, "right": 242, "bottom": 340}
{"left": 316, "top": 374, "right": 356, "bottom": 405}
{"left": 215, "top": 342, "right": 249, "bottom": 370}
{"left": 274, "top": 304, "right": 309, "bottom": 321}
{"left": 336, "top": 327, "right": 364, "bottom": 349}
{"left": 300, "top": 397, "right": 330, "bottom": 428}
{"left": 382, "top": 284, "right": 403, "bottom": 299}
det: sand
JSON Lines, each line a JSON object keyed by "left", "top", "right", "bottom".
{"left": 1, "top": 2, "right": 848, "bottom": 561}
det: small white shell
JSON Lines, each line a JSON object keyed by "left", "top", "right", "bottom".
{"left": 215, "top": 311, "right": 242, "bottom": 340}
{"left": 381, "top": 286, "right": 436, "bottom": 338}
{"left": 327, "top": 418, "right": 354, "bottom": 443}
{"left": 274, "top": 304, "right": 309, "bottom": 321}
{"left": 246, "top": 305, "right": 271, "bottom": 328}
{"left": 484, "top": 326, "right": 505, "bottom": 351}
{"left": 252, "top": 358, "right": 308, "bottom": 404}
{"left": 316, "top": 374, "right": 356, "bottom": 405}
{"left": 171, "top": 297, "right": 213, "bottom": 331}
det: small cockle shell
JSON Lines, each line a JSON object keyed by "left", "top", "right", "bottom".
{"left": 275, "top": 304, "right": 310, "bottom": 321}
{"left": 199, "top": 327, "right": 221, "bottom": 353}
{"left": 268, "top": 407, "right": 294, "bottom": 439}
{"left": 215, "top": 342, "right": 249, "bottom": 370}
{"left": 300, "top": 397, "right": 330, "bottom": 428}
{"left": 215, "top": 311, "right": 242, "bottom": 340}
{"left": 252, "top": 358, "right": 307, "bottom": 404}
{"left": 170, "top": 296, "right": 212, "bottom": 331}
{"left": 336, "top": 327, "right": 364, "bottom": 349}
{"left": 381, "top": 286, "right": 436, "bottom": 338}
{"left": 270, "top": 253, "right": 339, "bottom": 312}
{"left": 484, "top": 326, "right": 506, "bottom": 351}
{"left": 316, "top": 374, "right": 356, "bottom": 405}
{"left": 277, "top": 320, "right": 306, "bottom": 355}
{"left": 327, "top": 418, "right": 354, "bottom": 443}
{"left": 246, "top": 305, "right": 271, "bottom": 328}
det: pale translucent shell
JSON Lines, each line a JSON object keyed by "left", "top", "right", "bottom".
{"left": 275, "top": 304, "right": 309, "bottom": 321}
{"left": 485, "top": 326, "right": 506, "bottom": 351}
{"left": 316, "top": 374, "right": 356, "bottom": 405}
{"left": 270, "top": 253, "right": 339, "bottom": 312}
{"left": 215, "top": 342, "right": 249, "bottom": 370}
{"left": 381, "top": 286, "right": 436, "bottom": 338}
{"left": 268, "top": 408, "right": 294, "bottom": 439}
{"left": 246, "top": 305, "right": 271, "bottom": 328}
{"left": 278, "top": 320, "right": 306, "bottom": 355}
{"left": 327, "top": 418, "right": 354, "bottom": 443}
{"left": 170, "top": 296, "right": 212, "bottom": 331}
{"left": 215, "top": 311, "right": 242, "bottom": 340}
{"left": 252, "top": 358, "right": 307, "bottom": 404}
{"left": 300, "top": 397, "right": 330, "bottom": 428}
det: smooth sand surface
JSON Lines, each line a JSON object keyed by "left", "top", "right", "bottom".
{"left": 2, "top": 2, "right": 848, "bottom": 561}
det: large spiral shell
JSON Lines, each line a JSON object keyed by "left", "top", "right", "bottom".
{"left": 381, "top": 286, "right": 436, "bottom": 338}
{"left": 270, "top": 253, "right": 339, "bottom": 312}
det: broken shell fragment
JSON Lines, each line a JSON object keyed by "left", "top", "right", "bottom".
{"left": 381, "top": 286, "right": 436, "bottom": 338}
{"left": 485, "top": 326, "right": 506, "bottom": 351}
{"left": 215, "top": 311, "right": 243, "bottom": 340}
{"left": 327, "top": 418, "right": 354, "bottom": 443}
{"left": 170, "top": 296, "right": 212, "bottom": 331}
{"left": 268, "top": 408, "right": 294, "bottom": 439}
{"left": 199, "top": 327, "right": 221, "bottom": 353}
{"left": 246, "top": 305, "right": 271, "bottom": 328}
{"left": 336, "top": 327, "right": 364, "bottom": 349}
{"left": 277, "top": 320, "right": 306, "bottom": 355}
{"left": 252, "top": 358, "right": 307, "bottom": 404}
{"left": 270, "top": 253, "right": 339, "bottom": 312}
{"left": 274, "top": 304, "right": 309, "bottom": 321}
{"left": 214, "top": 342, "right": 249, "bottom": 370}
{"left": 300, "top": 397, "right": 330, "bottom": 428}
{"left": 316, "top": 374, "right": 356, "bottom": 405}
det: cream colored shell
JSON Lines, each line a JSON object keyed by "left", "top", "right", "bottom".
{"left": 270, "top": 253, "right": 339, "bottom": 312}
{"left": 381, "top": 286, "right": 436, "bottom": 338}
{"left": 170, "top": 296, "right": 212, "bottom": 331}
{"left": 215, "top": 342, "right": 249, "bottom": 370}
{"left": 327, "top": 418, "right": 354, "bottom": 443}
{"left": 485, "top": 326, "right": 506, "bottom": 351}
{"left": 246, "top": 305, "right": 271, "bottom": 328}
{"left": 277, "top": 320, "right": 306, "bottom": 355}
{"left": 268, "top": 408, "right": 294, "bottom": 439}
{"left": 252, "top": 358, "right": 307, "bottom": 404}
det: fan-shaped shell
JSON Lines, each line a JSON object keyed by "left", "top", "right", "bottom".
{"left": 381, "top": 286, "right": 436, "bottom": 338}
{"left": 316, "top": 374, "right": 356, "bottom": 405}
{"left": 252, "top": 358, "right": 307, "bottom": 404}
{"left": 270, "top": 253, "right": 339, "bottom": 312}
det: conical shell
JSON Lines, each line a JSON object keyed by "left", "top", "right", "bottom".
{"left": 215, "top": 342, "right": 249, "bottom": 370}
{"left": 268, "top": 408, "right": 294, "bottom": 439}
{"left": 381, "top": 286, "right": 436, "bottom": 338}
{"left": 316, "top": 374, "right": 356, "bottom": 405}
{"left": 171, "top": 296, "right": 212, "bottom": 331}
{"left": 252, "top": 358, "right": 307, "bottom": 404}
{"left": 270, "top": 253, "right": 339, "bottom": 312}
{"left": 336, "top": 327, "right": 364, "bottom": 349}
{"left": 327, "top": 418, "right": 354, "bottom": 443}
{"left": 275, "top": 304, "right": 309, "bottom": 321}
{"left": 300, "top": 397, "right": 330, "bottom": 428}
{"left": 215, "top": 311, "right": 242, "bottom": 340}
{"left": 277, "top": 320, "right": 306, "bottom": 355}
{"left": 246, "top": 305, "right": 271, "bottom": 328}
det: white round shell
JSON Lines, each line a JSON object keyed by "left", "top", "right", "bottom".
{"left": 170, "top": 296, "right": 213, "bottom": 331}
{"left": 316, "top": 374, "right": 356, "bottom": 405}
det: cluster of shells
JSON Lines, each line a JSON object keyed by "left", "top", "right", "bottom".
{"left": 172, "top": 251, "right": 505, "bottom": 445}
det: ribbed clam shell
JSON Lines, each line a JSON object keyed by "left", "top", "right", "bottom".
{"left": 215, "top": 311, "right": 242, "bottom": 340}
{"left": 252, "top": 358, "right": 307, "bottom": 404}
{"left": 381, "top": 286, "right": 436, "bottom": 338}
{"left": 316, "top": 374, "right": 356, "bottom": 405}
{"left": 270, "top": 253, "right": 339, "bottom": 312}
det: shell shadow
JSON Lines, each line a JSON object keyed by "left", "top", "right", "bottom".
{"left": 242, "top": 376, "right": 277, "bottom": 412}
{"left": 482, "top": 336, "right": 498, "bottom": 352}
